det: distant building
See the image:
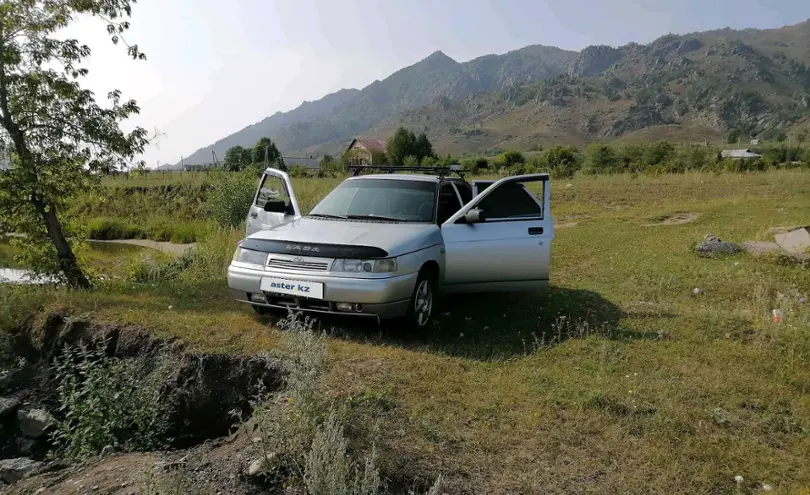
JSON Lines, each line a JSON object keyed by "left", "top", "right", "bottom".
{"left": 750, "top": 139, "right": 761, "bottom": 146}
{"left": 345, "top": 138, "right": 388, "bottom": 165}
{"left": 721, "top": 149, "right": 762, "bottom": 159}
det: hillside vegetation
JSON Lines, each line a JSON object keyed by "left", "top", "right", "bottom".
{"left": 181, "top": 21, "right": 810, "bottom": 164}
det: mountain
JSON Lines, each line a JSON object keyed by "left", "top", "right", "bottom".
{"left": 348, "top": 21, "right": 810, "bottom": 155}
{"left": 180, "top": 46, "right": 576, "bottom": 165}
{"left": 181, "top": 21, "right": 810, "bottom": 164}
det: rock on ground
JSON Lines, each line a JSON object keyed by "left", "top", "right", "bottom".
{"left": 0, "top": 457, "right": 42, "bottom": 483}
{"left": 17, "top": 409, "right": 55, "bottom": 438}
{"left": 742, "top": 241, "right": 785, "bottom": 257}
{"left": 0, "top": 397, "right": 20, "bottom": 418}
{"left": 246, "top": 453, "right": 279, "bottom": 478}
{"left": 695, "top": 234, "right": 742, "bottom": 257}
{"left": 774, "top": 227, "right": 810, "bottom": 255}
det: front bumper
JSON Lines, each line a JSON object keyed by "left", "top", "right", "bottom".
{"left": 227, "top": 264, "right": 418, "bottom": 320}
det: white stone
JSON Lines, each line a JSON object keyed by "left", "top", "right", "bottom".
{"left": 246, "top": 453, "right": 279, "bottom": 477}
{"left": 774, "top": 227, "right": 810, "bottom": 255}
{"left": 0, "top": 457, "right": 42, "bottom": 483}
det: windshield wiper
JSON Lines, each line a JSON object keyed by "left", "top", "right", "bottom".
{"left": 308, "top": 213, "right": 347, "bottom": 219}
{"left": 344, "top": 214, "right": 403, "bottom": 222}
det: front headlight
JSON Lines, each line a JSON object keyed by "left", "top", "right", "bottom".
{"left": 331, "top": 258, "right": 398, "bottom": 273}
{"left": 233, "top": 247, "right": 268, "bottom": 266}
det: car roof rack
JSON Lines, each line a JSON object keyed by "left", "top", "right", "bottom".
{"left": 348, "top": 164, "right": 465, "bottom": 179}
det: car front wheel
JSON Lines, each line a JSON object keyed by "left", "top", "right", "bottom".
{"left": 405, "top": 270, "right": 436, "bottom": 330}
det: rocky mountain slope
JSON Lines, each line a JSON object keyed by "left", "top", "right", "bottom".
{"left": 181, "top": 46, "right": 576, "bottom": 164}
{"left": 181, "top": 21, "right": 810, "bottom": 164}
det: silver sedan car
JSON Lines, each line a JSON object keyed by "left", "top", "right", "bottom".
{"left": 227, "top": 166, "right": 554, "bottom": 329}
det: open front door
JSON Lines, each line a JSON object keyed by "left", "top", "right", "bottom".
{"left": 245, "top": 168, "right": 301, "bottom": 237}
{"left": 440, "top": 174, "right": 553, "bottom": 292}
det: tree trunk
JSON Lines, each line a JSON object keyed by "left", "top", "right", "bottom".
{"left": 32, "top": 199, "right": 92, "bottom": 289}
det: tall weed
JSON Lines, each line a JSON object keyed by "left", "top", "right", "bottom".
{"left": 52, "top": 339, "right": 177, "bottom": 459}
{"left": 208, "top": 169, "right": 260, "bottom": 228}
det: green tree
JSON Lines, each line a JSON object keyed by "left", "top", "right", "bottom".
{"left": 414, "top": 132, "right": 435, "bottom": 161}
{"left": 584, "top": 144, "right": 620, "bottom": 173}
{"left": 726, "top": 128, "right": 740, "bottom": 144}
{"left": 318, "top": 154, "right": 343, "bottom": 176}
{"left": 223, "top": 145, "right": 252, "bottom": 171}
{"left": 643, "top": 141, "right": 676, "bottom": 168}
{"left": 386, "top": 127, "right": 417, "bottom": 165}
{"left": 797, "top": 130, "right": 808, "bottom": 147}
{"left": 546, "top": 145, "right": 581, "bottom": 178}
{"left": 776, "top": 131, "right": 787, "bottom": 143}
{"left": 0, "top": 0, "right": 149, "bottom": 288}
{"left": 252, "top": 137, "right": 281, "bottom": 166}
{"left": 496, "top": 149, "right": 525, "bottom": 169}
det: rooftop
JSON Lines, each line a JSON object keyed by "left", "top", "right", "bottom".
{"left": 349, "top": 137, "right": 388, "bottom": 153}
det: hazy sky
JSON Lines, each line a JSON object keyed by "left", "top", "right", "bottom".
{"left": 64, "top": 0, "right": 810, "bottom": 166}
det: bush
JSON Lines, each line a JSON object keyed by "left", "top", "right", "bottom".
{"left": 403, "top": 155, "right": 420, "bottom": 167}
{"left": 319, "top": 156, "right": 346, "bottom": 177}
{"left": 208, "top": 169, "right": 260, "bottom": 229}
{"left": 495, "top": 149, "right": 525, "bottom": 169}
{"left": 546, "top": 145, "right": 582, "bottom": 179}
{"left": 642, "top": 141, "right": 676, "bottom": 168}
{"left": 460, "top": 157, "right": 489, "bottom": 173}
{"left": 53, "top": 340, "right": 177, "bottom": 459}
{"left": 289, "top": 165, "right": 310, "bottom": 178}
{"left": 583, "top": 144, "right": 621, "bottom": 174}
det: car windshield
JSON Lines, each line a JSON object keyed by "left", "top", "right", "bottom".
{"left": 309, "top": 178, "right": 437, "bottom": 222}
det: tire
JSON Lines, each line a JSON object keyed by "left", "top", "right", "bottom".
{"left": 252, "top": 304, "right": 274, "bottom": 316}
{"left": 405, "top": 268, "right": 437, "bottom": 330}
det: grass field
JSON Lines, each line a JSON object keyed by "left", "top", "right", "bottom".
{"left": 3, "top": 170, "right": 810, "bottom": 493}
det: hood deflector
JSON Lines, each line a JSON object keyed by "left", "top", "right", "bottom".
{"left": 241, "top": 239, "right": 389, "bottom": 259}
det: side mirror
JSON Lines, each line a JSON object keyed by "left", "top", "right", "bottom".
{"left": 263, "top": 199, "right": 288, "bottom": 213}
{"left": 463, "top": 208, "right": 486, "bottom": 224}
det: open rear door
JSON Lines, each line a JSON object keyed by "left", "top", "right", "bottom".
{"left": 441, "top": 174, "right": 553, "bottom": 292}
{"left": 246, "top": 168, "right": 301, "bottom": 237}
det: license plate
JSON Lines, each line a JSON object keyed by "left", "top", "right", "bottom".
{"left": 260, "top": 277, "right": 324, "bottom": 300}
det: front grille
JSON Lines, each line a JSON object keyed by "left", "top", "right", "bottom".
{"left": 266, "top": 256, "right": 330, "bottom": 272}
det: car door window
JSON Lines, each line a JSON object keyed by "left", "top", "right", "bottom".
{"left": 475, "top": 181, "right": 543, "bottom": 220}
{"left": 256, "top": 174, "right": 292, "bottom": 208}
{"left": 436, "top": 183, "right": 462, "bottom": 224}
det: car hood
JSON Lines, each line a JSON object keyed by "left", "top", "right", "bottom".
{"left": 247, "top": 217, "right": 442, "bottom": 257}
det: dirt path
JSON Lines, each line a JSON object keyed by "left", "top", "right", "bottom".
{"left": 90, "top": 239, "right": 195, "bottom": 256}
{"left": 4, "top": 233, "right": 194, "bottom": 257}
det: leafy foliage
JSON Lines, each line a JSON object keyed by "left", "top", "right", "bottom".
{"left": 0, "top": 0, "right": 149, "bottom": 288}
{"left": 224, "top": 137, "right": 283, "bottom": 171}
{"left": 545, "top": 145, "right": 582, "bottom": 178}
{"left": 53, "top": 339, "right": 176, "bottom": 460}
{"left": 208, "top": 168, "right": 259, "bottom": 228}
{"left": 252, "top": 137, "right": 282, "bottom": 165}
{"left": 223, "top": 145, "right": 252, "bottom": 171}
{"left": 726, "top": 128, "right": 741, "bottom": 144}
{"left": 386, "top": 127, "right": 436, "bottom": 165}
